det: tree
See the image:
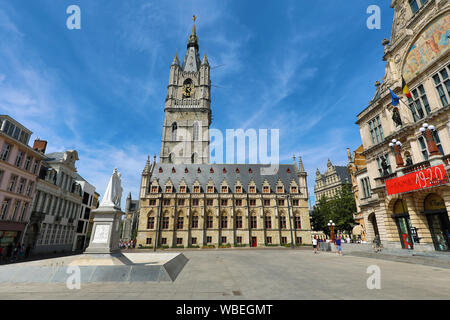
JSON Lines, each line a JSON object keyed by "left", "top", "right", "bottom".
{"left": 311, "top": 184, "right": 356, "bottom": 236}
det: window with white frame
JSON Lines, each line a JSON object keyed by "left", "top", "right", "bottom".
{"left": 15, "top": 151, "right": 24, "bottom": 167}
{"left": 408, "top": 0, "right": 428, "bottom": 14}
{"left": 1, "top": 143, "right": 11, "bottom": 161}
{"left": 1, "top": 199, "right": 10, "bottom": 219}
{"left": 368, "top": 115, "right": 384, "bottom": 145}
{"left": 360, "top": 177, "right": 371, "bottom": 198}
{"left": 408, "top": 84, "right": 431, "bottom": 122}
{"left": 432, "top": 64, "right": 450, "bottom": 107}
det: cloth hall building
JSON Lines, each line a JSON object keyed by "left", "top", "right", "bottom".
{"left": 136, "top": 20, "right": 311, "bottom": 248}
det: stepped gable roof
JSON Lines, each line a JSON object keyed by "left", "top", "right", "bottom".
{"left": 149, "top": 163, "right": 298, "bottom": 193}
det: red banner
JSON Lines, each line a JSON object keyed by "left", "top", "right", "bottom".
{"left": 385, "top": 164, "right": 449, "bottom": 196}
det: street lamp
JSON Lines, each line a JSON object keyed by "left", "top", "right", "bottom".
{"left": 388, "top": 138, "right": 405, "bottom": 168}
{"left": 419, "top": 123, "right": 441, "bottom": 157}
{"left": 327, "top": 220, "right": 336, "bottom": 241}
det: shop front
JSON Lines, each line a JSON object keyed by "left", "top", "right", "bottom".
{"left": 0, "top": 221, "right": 26, "bottom": 249}
{"left": 392, "top": 199, "right": 414, "bottom": 250}
{"left": 423, "top": 194, "right": 450, "bottom": 251}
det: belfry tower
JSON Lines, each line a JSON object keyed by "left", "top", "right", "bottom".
{"left": 160, "top": 16, "right": 211, "bottom": 164}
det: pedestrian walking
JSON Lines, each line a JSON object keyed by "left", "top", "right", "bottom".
{"left": 312, "top": 236, "right": 318, "bottom": 254}
{"left": 18, "top": 244, "right": 24, "bottom": 261}
{"left": 335, "top": 236, "right": 342, "bottom": 255}
{"left": 11, "top": 243, "right": 19, "bottom": 262}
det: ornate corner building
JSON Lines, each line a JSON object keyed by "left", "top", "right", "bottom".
{"left": 347, "top": 145, "right": 368, "bottom": 241}
{"left": 137, "top": 20, "right": 311, "bottom": 248}
{"left": 314, "top": 159, "right": 352, "bottom": 201}
{"left": 356, "top": 0, "right": 450, "bottom": 251}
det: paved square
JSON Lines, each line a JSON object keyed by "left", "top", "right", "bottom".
{"left": 0, "top": 249, "right": 449, "bottom": 299}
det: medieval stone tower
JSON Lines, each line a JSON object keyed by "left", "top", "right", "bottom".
{"left": 160, "top": 17, "right": 211, "bottom": 164}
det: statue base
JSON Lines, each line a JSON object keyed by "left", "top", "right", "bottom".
{"left": 84, "top": 206, "right": 124, "bottom": 254}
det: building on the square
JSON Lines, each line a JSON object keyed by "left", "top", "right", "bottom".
{"left": 85, "top": 191, "right": 100, "bottom": 245}
{"left": 314, "top": 159, "right": 351, "bottom": 201}
{"left": 0, "top": 115, "right": 43, "bottom": 250}
{"left": 137, "top": 19, "right": 312, "bottom": 248}
{"left": 73, "top": 174, "right": 96, "bottom": 251}
{"left": 347, "top": 146, "right": 368, "bottom": 241}
{"left": 355, "top": 0, "right": 450, "bottom": 251}
{"left": 27, "top": 146, "right": 86, "bottom": 254}
{"left": 121, "top": 192, "right": 140, "bottom": 241}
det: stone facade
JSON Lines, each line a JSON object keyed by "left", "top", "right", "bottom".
{"left": 137, "top": 161, "right": 311, "bottom": 248}
{"left": 314, "top": 159, "right": 351, "bottom": 201}
{"left": 0, "top": 115, "right": 43, "bottom": 249}
{"left": 72, "top": 175, "right": 96, "bottom": 251}
{"left": 137, "top": 20, "right": 312, "bottom": 248}
{"left": 347, "top": 145, "right": 368, "bottom": 240}
{"left": 28, "top": 149, "right": 91, "bottom": 255}
{"left": 356, "top": 0, "right": 450, "bottom": 251}
{"left": 121, "top": 192, "right": 140, "bottom": 241}
{"left": 160, "top": 21, "right": 211, "bottom": 164}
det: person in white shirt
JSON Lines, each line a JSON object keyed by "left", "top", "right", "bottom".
{"left": 312, "top": 236, "right": 318, "bottom": 254}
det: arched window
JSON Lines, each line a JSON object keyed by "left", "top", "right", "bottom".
{"left": 171, "top": 122, "right": 177, "bottom": 141}
{"left": 193, "top": 122, "right": 199, "bottom": 141}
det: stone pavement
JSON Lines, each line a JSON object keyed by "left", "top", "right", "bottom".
{"left": 0, "top": 249, "right": 449, "bottom": 300}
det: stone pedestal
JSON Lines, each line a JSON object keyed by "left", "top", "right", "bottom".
{"left": 84, "top": 206, "right": 124, "bottom": 254}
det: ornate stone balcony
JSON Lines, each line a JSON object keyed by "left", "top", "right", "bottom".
{"left": 402, "top": 160, "right": 431, "bottom": 175}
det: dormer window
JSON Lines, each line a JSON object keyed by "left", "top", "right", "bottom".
{"left": 248, "top": 168, "right": 252, "bottom": 174}
{"left": 179, "top": 186, "right": 186, "bottom": 193}
{"left": 151, "top": 186, "right": 158, "bottom": 193}
{"left": 159, "top": 167, "right": 163, "bottom": 173}
{"left": 194, "top": 186, "right": 200, "bottom": 193}
{"left": 235, "top": 168, "right": 240, "bottom": 173}
{"left": 210, "top": 168, "right": 214, "bottom": 173}
{"left": 172, "top": 167, "right": 176, "bottom": 173}
{"left": 221, "top": 186, "right": 228, "bottom": 193}
{"left": 249, "top": 186, "right": 256, "bottom": 193}
{"left": 207, "top": 186, "right": 214, "bottom": 193}
{"left": 235, "top": 186, "right": 242, "bottom": 193}
{"left": 185, "top": 168, "right": 188, "bottom": 173}
{"left": 291, "top": 186, "right": 298, "bottom": 193}
{"left": 165, "top": 186, "right": 172, "bottom": 193}
{"left": 263, "top": 186, "right": 270, "bottom": 193}
{"left": 223, "top": 168, "right": 227, "bottom": 173}
{"left": 277, "top": 186, "right": 284, "bottom": 193}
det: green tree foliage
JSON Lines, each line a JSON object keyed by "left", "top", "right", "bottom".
{"left": 311, "top": 184, "right": 356, "bottom": 235}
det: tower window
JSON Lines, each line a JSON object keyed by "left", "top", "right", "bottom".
{"left": 193, "top": 122, "right": 199, "bottom": 141}
{"left": 171, "top": 122, "right": 177, "bottom": 141}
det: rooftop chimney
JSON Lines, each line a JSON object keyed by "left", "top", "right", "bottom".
{"left": 33, "top": 139, "right": 47, "bottom": 154}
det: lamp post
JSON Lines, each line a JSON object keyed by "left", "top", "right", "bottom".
{"left": 419, "top": 123, "right": 441, "bottom": 157}
{"left": 388, "top": 139, "right": 404, "bottom": 168}
{"left": 327, "top": 220, "right": 335, "bottom": 241}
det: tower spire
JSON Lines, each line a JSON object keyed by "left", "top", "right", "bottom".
{"left": 183, "top": 15, "right": 201, "bottom": 72}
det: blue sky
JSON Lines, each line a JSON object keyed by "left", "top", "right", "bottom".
{"left": 0, "top": 0, "right": 393, "bottom": 206}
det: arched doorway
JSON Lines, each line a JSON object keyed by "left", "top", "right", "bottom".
{"left": 424, "top": 194, "right": 450, "bottom": 251}
{"left": 392, "top": 199, "right": 413, "bottom": 249}
{"left": 368, "top": 212, "right": 379, "bottom": 239}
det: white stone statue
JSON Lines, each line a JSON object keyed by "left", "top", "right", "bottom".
{"left": 100, "top": 168, "right": 123, "bottom": 209}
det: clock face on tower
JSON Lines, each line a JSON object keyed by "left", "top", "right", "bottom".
{"left": 182, "top": 80, "right": 195, "bottom": 98}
